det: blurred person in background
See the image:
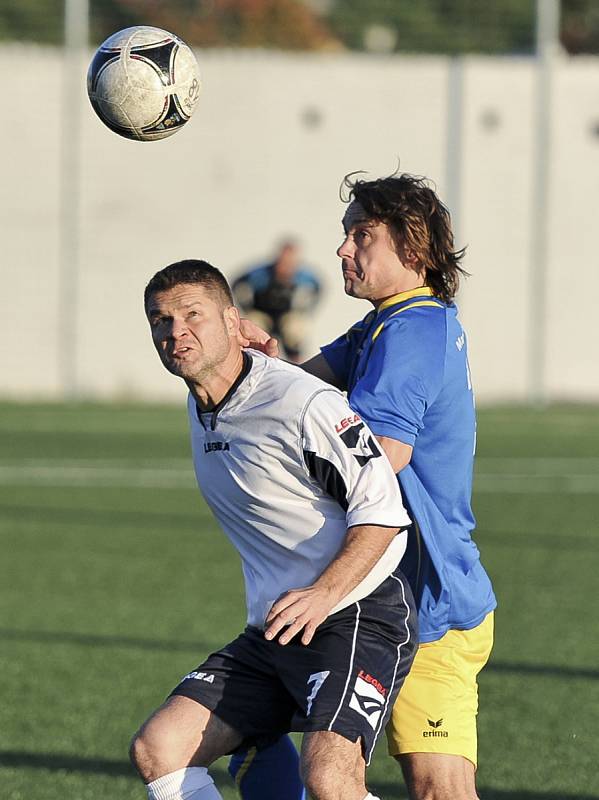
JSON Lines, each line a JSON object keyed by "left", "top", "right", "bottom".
{"left": 232, "top": 239, "right": 322, "bottom": 363}
{"left": 234, "top": 172, "right": 496, "bottom": 800}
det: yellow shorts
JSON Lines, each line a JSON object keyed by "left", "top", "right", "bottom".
{"left": 386, "top": 612, "right": 494, "bottom": 767}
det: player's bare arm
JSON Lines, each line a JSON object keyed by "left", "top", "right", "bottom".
{"left": 264, "top": 522, "right": 400, "bottom": 646}
{"left": 375, "top": 435, "right": 413, "bottom": 473}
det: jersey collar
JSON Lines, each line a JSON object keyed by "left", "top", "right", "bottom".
{"left": 196, "top": 351, "right": 253, "bottom": 431}
{"left": 376, "top": 286, "right": 433, "bottom": 314}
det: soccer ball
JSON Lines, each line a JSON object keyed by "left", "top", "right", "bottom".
{"left": 87, "top": 26, "right": 201, "bottom": 141}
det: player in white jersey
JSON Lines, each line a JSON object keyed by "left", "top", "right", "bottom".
{"left": 129, "top": 260, "right": 418, "bottom": 800}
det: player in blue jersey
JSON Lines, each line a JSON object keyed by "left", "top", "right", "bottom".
{"left": 235, "top": 172, "right": 496, "bottom": 800}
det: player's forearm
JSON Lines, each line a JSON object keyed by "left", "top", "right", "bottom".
{"left": 312, "top": 524, "right": 399, "bottom": 604}
{"left": 264, "top": 524, "right": 401, "bottom": 646}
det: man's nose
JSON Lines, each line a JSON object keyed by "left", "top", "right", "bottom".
{"left": 337, "top": 236, "right": 353, "bottom": 258}
{"left": 170, "top": 319, "right": 189, "bottom": 338}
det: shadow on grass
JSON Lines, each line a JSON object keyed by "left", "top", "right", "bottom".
{"left": 477, "top": 528, "right": 599, "bottom": 552}
{"left": 2, "top": 627, "right": 599, "bottom": 681}
{"left": 0, "top": 751, "right": 137, "bottom": 777}
{"left": 486, "top": 660, "right": 599, "bottom": 680}
{"left": 0, "top": 752, "right": 596, "bottom": 800}
{"left": 473, "top": 794, "right": 599, "bottom": 800}
{"left": 0, "top": 503, "right": 201, "bottom": 532}
{"left": 0, "top": 627, "right": 206, "bottom": 654}
{"left": 0, "top": 751, "right": 232, "bottom": 785}
{"left": 369, "top": 782, "right": 599, "bottom": 800}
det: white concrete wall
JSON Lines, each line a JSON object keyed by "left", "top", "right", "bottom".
{"left": 1, "top": 46, "right": 598, "bottom": 403}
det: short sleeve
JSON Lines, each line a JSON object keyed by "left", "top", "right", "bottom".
{"left": 350, "top": 312, "right": 446, "bottom": 447}
{"left": 301, "top": 389, "right": 411, "bottom": 531}
{"left": 320, "top": 334, "right": 352, "bottom": 388}
{"left": 320, "top": 313, "right": 374, "bottom": 390}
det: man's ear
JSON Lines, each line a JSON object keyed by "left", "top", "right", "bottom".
{"left": 397, "top": 242, "right": 424, "bottom": 275}
{"left": 403, "top": 246, "right": 419, "bottom": 266}
{"left": 224, "top": 305, "right": 241, "bottom": 336}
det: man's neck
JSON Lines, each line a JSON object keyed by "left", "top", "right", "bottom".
{"left": 370, "top": 281, "right": 428, "bottom": 310}
{"left": 187, "top": 350, "right": 244, "bottom": 411}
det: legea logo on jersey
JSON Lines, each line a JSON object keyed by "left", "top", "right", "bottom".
{"left": 335, "top": 416, "right": 381, "bottom": 467}
{"left": 335, "top": 413, "right": 362, "bottom": 433}
{"left": 180, "top": 670, "right": 216, "bottom": 684}
{"left": 203, "top": 441, "right": 230, "bottom": 453}
{"left": 349, "top": 670, "right": 387, "bottom": 730}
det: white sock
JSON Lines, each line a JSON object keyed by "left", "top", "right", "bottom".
{"left": 147, "top": 767, "right": 223, "bottom": 800}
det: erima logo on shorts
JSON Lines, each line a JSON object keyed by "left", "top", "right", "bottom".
{"left": 349, "top": 671, "right": 387, "bottom": 730}
{"left": 423, "top": 718, "right": 449, "bottom": 738}
{"left": 181, "top": 670, "right": 215, "bottom": 684}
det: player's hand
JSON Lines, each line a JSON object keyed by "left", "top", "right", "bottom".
{"left": 264, "top": 585, "right": 336, "bottom": 646}
{"left": 238, "top": 318, "right": 279, "bottom": 357}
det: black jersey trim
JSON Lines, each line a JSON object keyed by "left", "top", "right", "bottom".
{"left": 303, "top": 450, "right": 349, "bottom": 511}
{"left": 196, "top": 351, "right": 253, "bottom": 430}
{"left": 346, "top": 523, "right": 409, "bottom": 531}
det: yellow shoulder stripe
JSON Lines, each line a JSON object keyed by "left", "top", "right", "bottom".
{"left": 372, "top": 301, "right": 444, "bottom": 342}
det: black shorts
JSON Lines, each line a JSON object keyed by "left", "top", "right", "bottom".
{"left": 170, "top": 569, "right": 417, "bottom": 764}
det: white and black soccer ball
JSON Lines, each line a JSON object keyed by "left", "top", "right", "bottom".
{"left": 87, "top": 26, "right": 201, "bottom": 141}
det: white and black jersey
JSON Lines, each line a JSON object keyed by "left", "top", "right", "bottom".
{"left": 188, "top": 350, "right": 411, "bottom": 628}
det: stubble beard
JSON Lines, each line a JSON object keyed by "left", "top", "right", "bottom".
{"left": 182, "top": 342, "right": 232, "bottom": 386}
{"left": 342, "top": 257, "right": 369, "bottom": 300}
{"left": 161, "top": 327, "right": 232, "bottom": 385}
{"left": 343, "top": 274, "right": 370, "bottom": 300}
{"left": 343, "top": 275, "right": 355, "bottom": 296}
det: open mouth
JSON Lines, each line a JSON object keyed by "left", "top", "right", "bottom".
{"left": 172, "top": 347, "right": 192, "bottom": 358}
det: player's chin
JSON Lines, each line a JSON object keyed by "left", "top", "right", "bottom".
{"left": 343, "top": 277, "right": 358, "bottom": 296}
{"left": 343, "top": 279, "right": 365, "bottom": 298}
{"left": 163, "top": 357, "right": 190, "bottom": 378}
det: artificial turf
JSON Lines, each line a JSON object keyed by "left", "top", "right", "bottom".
{"left": 1, "top": 402, "right": 598, "bottom": 799}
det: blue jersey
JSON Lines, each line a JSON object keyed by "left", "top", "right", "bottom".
{"left": 321, "top": 287, "right": 496, "bottom": 643}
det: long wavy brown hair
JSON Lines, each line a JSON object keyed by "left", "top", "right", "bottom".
{"left": 341, "top": 172, "right": 468, "bottom": 303}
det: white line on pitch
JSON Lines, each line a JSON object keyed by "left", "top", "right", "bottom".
{"left": 0, "top": 465, "right": 195, "bottom": 489}
{"left": 0, "top": 458, "right": 598, "bottom": 492}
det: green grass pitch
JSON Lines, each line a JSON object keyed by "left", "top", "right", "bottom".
{"left": 1, "top": 402, "right": 598, "bottom": 799}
